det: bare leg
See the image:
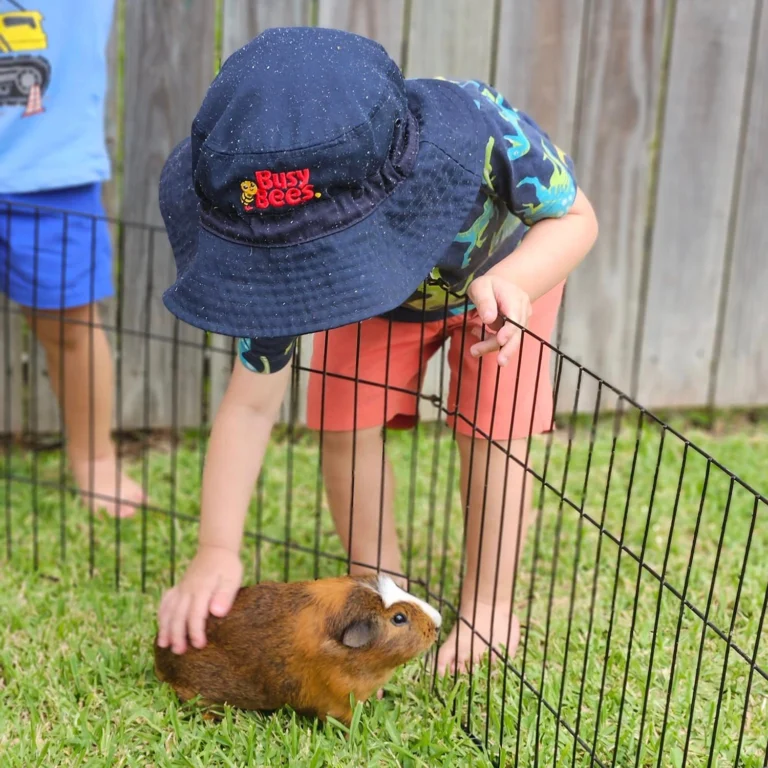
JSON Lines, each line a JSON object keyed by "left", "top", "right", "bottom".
{"left": 321, "top": 426, "right": 404, "bottom": 585}
{"left": 24, "top": 303, "right": 145, "bottom": 518}
{"left": 437, "top": 435, "right": 533, "bottom": 676}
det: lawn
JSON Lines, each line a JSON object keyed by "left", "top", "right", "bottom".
{"left": 0, "top": 412, "right": 766, "bottom": 767}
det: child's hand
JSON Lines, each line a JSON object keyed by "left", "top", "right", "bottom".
{"left": 156, "top": 545, "right": 243, "bottom": 654}
{"left": 467, "top": 274, "right": 532, "bottom": 366}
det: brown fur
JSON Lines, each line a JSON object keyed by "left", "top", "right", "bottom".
{"left": 154, "top": 575, "right": 439, "bottom": 724}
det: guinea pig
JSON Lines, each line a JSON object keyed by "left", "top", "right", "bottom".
{"left": 154, "top": 573, "right": 442, "bottom": 724}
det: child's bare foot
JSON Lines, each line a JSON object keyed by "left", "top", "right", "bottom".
{"left": 71, "top": 455, "right": 146, "bottom": 519}
{"left": 436, "top": 601, "right": 520, "bottom": 677}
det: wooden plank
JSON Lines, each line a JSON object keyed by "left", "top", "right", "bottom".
{"left": 493, "top": 0, "right": 586, "bottom": 147}
{"left": 103, "top": 0, "right": 123, "bottom": 223}
{"left": 119, "top": 0, "right": 216, "bottom": 429}
{"left": 0, "top": 299, "right": 22, "bottom": 435}
{"left": 404, "top": 0, "right": 496, "bottom": 80}
{"left": 493, "top": 0, "right": 588, "bottom": 415}
{"left": 222, "top": 0, "right": 312, "bottom": 60}
{"left": 637, "top": 0, "right": 757, "bottom": 408}
{"left": 317, "top": 0, "right": 405, "bottom": 64}
{"left": 555, "top": 0, "right": 670, "bottom": 412}
{"left": 100, "top": 0, "right": 123, "bottom": 435}
{"left": 714, "top": 4, "right": 768, "bottom": 407}
{"left": 419, "top": 340, "right": 451, "bottom": 423}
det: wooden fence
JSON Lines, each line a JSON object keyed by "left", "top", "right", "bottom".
{"left": 4, "top": 0, "right": 768, "bottom": 434}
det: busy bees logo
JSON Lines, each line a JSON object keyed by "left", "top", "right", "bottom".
{"left": 240, "top": 169, "right": 322, "bottom": 211}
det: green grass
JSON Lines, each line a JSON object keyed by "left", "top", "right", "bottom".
{"left": 0, "top": 415, "right": 766, "bottom": 767}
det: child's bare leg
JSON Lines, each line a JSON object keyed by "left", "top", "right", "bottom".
{"left": 24, "top": 303, "right": 145, "bottom": 518}
{"left": 321, "top": 426, "right": 404, "bottom": 584}
{"left": 437, "top": 435, "right": 532, "bottom": 676}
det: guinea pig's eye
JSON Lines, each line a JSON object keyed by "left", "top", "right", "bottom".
{"left": 391, "top": 612, "right": 408, "bottom": 626}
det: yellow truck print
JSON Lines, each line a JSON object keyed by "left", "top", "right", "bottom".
{"left": 0, "top": 4, "right": 51, "bottom": 107}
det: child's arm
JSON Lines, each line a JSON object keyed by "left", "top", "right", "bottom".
{"left": 156, "top": 360, "right": 291, "bottom": 654}
{"left": 468, "top": 187, "right": 598, "bottom": 365}
{"left": 456, "top": 82, "right": 598, "bottom": 366}
{"left": 485, "top": 187, "right": 597, "bottom": 302}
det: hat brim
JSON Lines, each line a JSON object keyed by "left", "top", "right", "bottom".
{"left": 160, "top": 79, "right": 484, "bottom": 338}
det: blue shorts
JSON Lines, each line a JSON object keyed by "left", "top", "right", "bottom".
{"left": 0, "top": 184, "right": 114, "bottom": 310}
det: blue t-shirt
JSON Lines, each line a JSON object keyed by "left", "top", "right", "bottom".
{"left": 0, "top": 2, "right": 114, "bottom": 194}
{"left": 238, "top": 79, "right": 578, "bottom": 376}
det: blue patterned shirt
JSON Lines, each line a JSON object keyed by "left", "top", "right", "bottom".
{"left": 238, "top": 78, "right": 577, "bottom": 374}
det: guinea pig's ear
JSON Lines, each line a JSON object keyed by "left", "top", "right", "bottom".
{"left": 341, "top": 618, "right": 378, "bottom": 648}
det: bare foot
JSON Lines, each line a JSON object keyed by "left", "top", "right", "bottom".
{"left": 436, "top": 602, "right": 520, "bottom": 677}
{"left": 71, "top": 455, "right": 146, "bottom": 519}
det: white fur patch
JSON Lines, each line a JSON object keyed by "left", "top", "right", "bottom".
{"left": 376, "top": 574, "right": 442, "bottom": 628}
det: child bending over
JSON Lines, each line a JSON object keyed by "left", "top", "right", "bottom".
{"left": 155, "top": 27, "right": 597, "bottom": 674}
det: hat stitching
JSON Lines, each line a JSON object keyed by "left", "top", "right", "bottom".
{"left": 421, "top": 139, "right": 483, "bottom": 180}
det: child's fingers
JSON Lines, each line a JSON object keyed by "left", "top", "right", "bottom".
{"left": 495, "top": 321, "right": 520, "bottom": 348}
{"left": 495, "top": 295, "right": 530, "bottom": 351}
{"left": 156, "top": 589, "right": 177, "bottom": 648}
{"left": 187, "top": 591, "right": 213, "bottom": 650}
{"left": 497, "top": 331, "right": 522, "bottom": 367}
{"left": 470, "top": 336, "right": 501, "bottom": 358}
{"left": 468, "top": 278, "right": 498, "bottom": 325}
{"left": 471, "top": 323, "right": 522, "bottom": 365}
{"left": 210, "top": 577, "right": 239, "bottom": 618}
{"left": 496, "top": 285, "right": 531, "bottom": 321}
{"left": 169, "top": 592, "right": 192, "bottom": 655}
{"left": 470, "top": 322, "right": 495, "bottom": 340}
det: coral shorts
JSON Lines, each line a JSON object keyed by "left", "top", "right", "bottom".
{"left": 307, "top": 282, "right": 564, "bottom": 441}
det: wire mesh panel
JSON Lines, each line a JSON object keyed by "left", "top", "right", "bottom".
{"left": 0, "top": 210, "right": 765, "bottom": 767}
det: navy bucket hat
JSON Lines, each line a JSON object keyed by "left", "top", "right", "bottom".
{"left": 160, "top": 26, "right": 484, "bottom": 338}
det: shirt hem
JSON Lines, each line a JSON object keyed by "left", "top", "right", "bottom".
{"left": 0, "top": 167, "right": 112, "bottom": 196}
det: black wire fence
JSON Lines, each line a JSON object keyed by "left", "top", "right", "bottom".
{"left": 1, "top": 204, "right": 767, "bottom": 767}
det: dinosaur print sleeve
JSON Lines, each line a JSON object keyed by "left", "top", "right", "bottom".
{"left": 453, "top": 80, "right": 578, "bottom": 227}
{"left": 238, "top": 336, "right": 297, "bottom": 375}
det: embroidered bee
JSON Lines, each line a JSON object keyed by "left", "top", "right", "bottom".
{"left": 240, "top": 180, "right": 258, "bottom": 209}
